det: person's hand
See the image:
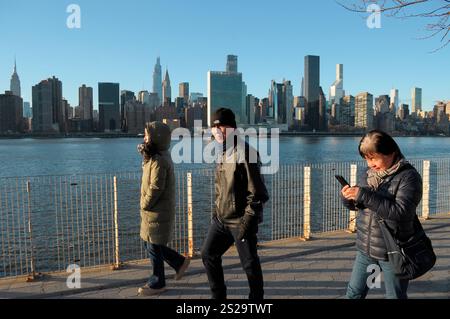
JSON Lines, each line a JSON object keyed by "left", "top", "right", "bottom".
{"left": 237, "top": 214, "right": 255, "bottom": 241}
{"left": 341, "top": 185, "right": 360, "bottom": 201}
{"left": 137, "top": 143, "right": 146, "bottom": 155}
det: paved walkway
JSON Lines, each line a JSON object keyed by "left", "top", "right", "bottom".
{"left": 1, "top": 215, "right": 449, "bottom": 299}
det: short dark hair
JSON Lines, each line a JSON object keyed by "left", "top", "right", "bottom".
{"left": 358, "top": 130, "right": 404, "bottom": 159}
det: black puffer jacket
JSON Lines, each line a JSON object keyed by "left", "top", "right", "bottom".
{"left": 342, "top": 163, "right": 422, "bottom": 261}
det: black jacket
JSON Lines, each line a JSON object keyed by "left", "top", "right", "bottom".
{"left": 342, "top": 163, "right": 422, "bottom": 260}
{"left": 214, "top": 137, "right": 269, "bottom": 228}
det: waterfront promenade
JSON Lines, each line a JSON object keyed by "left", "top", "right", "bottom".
{"left": 1, "top": 214, "right": 448, "bottom": 299}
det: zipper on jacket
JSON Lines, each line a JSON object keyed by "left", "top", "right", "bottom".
{"left": 367, "top": 212, "right": 373, "bottom": 257}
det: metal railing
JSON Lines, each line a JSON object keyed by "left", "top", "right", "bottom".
{"left": 1, "top": 158, "right": 449, "bottom": 280}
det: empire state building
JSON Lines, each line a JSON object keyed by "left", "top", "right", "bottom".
{"left": 10, "top": 59, "right": 21, "bottom": 97}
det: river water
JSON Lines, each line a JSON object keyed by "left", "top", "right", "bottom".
{"left": 1, "top": 136, "right": 449, "bottom": 177}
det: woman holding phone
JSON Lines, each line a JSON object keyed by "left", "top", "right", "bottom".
{"left": 340, "top": 130, "right": 422, "bottom": 299}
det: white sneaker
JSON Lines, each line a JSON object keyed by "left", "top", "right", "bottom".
{"left": 137, "top": 284, "right": 167, "bottom": 296}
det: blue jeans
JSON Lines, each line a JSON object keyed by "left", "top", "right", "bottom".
{"left": 145, "top": 242, "right": 186, "bottom": 289}
{"left": 346, "top": 251, "right": 409, "bottom": 299}
{"left": 201, "top": 216, "right": 264, "bottom": 300}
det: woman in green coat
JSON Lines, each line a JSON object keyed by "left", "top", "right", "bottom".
{"left": 137, "top": 121, "right": 190, "bottom": 296}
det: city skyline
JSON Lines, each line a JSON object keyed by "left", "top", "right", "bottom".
{"left": 2, "top": 53, "right": 446, "bottom": 113}
{"left": 0, "top": 0, "right": 448, "bottom": 111}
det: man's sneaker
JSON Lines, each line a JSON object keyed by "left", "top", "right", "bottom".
{"left": 174, "top": 258, "right": 190, "bottom": 280}
{"left": 137, "top": 284, "right": 166, "bottom": 296}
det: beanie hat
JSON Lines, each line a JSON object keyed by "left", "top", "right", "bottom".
{"left": 212, "top": 108, "right": 237, "bottom": 128}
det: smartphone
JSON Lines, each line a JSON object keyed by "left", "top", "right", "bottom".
{"left": 335, "top": 175, "right": 350, "bottom": 187}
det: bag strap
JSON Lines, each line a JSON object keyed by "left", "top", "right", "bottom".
{"left": 375, "top": 162, "right": 417, "bottom": 229}
{"left": 374, "top": 214, "right": 401, "bottom": 252}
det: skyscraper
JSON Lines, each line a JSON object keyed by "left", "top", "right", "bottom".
{"left": 226, "top": 55, "right": 238, "bottom": 73}
{"left": 294, "top": 96, "right": 306, "bottom": 108}
{"left": 175, "top": 97, "right": 185, "bottom": 114}
{"left": 301, "top": 77, "right": 305, "bottom": 97}
{"left": 148, "top": 93, "right": 159, "bottom": 110}
{"left": 342, "top": 95, "right": 355, "bottom": 126}
{"left": 242, "top": 81, "right": 247, "bottom": 124}
{"left": 411, "top": 87, "right": 422, "bottom": 114}
{"left": 304, "top": 55, "right": 321, "bottom": 131}
{"left": 284, "top": 81, "right": 294, "bottom": 128}
{"left": 269, "top": 81, "right": 282, "bottom": 123}
{"left": 10, "top": 59, "right": 21, "bottom": 97}
{"left": 269, "top": 80, "right": 293, "bottom": 126}
{"left": 152, "top": 57, "right": 162, "bottom": 105}
{"left": 138, "top": 90, "right": 150, "bottom": 104}
{"left": 355, "top": 92, "right": 374, "bottom": 130}
{"left": 62, "top": 99, "right": 72, "bottom": 120}
{"left": 375, "top": 95, "right": 394, "bottom": 133}
{"left": 162, "top": 69, "right": 172, "bottom": 104}
{"left": 246, "top": 94, "right": 256, "bottom": 125}
{"left": 98, "top": 82, "right": 120, "bottom": 132}
{"left": 190, "top": 93, "right": 203, "bottom": 103}
{"left": 185, "top": 103, "right": 205, "bottom": 129}
{"left": 434, "top": 101, "right": 448, "bottom": 125}
{"left": 124, "top": 100, "right": 152, "bottom": 134}
{"left": 319, "top": 87, "right": 327, "bottom": 131}
{"left": 330, "top": 103, "right": 340, "bottom": 124}
{"left": 179, "top": 82, "right": 189, "bottom": 104}
{"left": 79, "top": 84, "right": 93, "bottom": 120}
{"left": 32, "top": 77, "right": 65, "bottom": 133}
{"left": 0, "top": 91, "right": 23, "bottom": 133}
{"left": 329, "top": 64, "right": 345, "bottom": 105}
{"left": 207, "top": 55, "right": 245, "bottom": 126}
{"left": 120, "top": 90, "right": 135, "bottom": 131}
{"left": 398, "top": 104, "right": 410, "bottom": 121}
{"left": 23, "top": 101, "right": 32, "bottom": 118}
{"left": 390, "top": 88, "right": 399, "bottom": 113}
{"left": 339, "top": 103, "right": 352, "bottom": 127}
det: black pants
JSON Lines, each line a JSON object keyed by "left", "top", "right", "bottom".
{"left": 201, "top": 216, "right": 264, "bottom": 300}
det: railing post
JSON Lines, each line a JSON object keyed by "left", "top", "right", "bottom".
{"left": 112, "top": 176, "right": 122, "bottom": 270}
{"left": 302, "top": 166, "right": 311, "bottom": 240}
{"left": 26, "top": 180, "right": 36, "bottom": 282}
{"left": 348, "top": 164, "right": 358, "bottom": 233}
{"left": 187, "top": 172, "right": 194, "bottom": 258}
{"left": 422, "top": 160, "right": 430, "bottom": 220}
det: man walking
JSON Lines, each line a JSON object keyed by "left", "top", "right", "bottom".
{"left": 201, "top": 108, "right": 269, "bottom": 300}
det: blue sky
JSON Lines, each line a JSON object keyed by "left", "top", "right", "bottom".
{"left": 0, "top": 0, "right": 448, "bottom": 111}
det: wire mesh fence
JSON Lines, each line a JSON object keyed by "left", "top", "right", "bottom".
{"left": 0, "top": 177, "right": 32, "bottom": 279}
{"left": 269, "top": 164, "right": 304, "bottom": 241}
{"left": 309, "top": 161, "right": 353, "bottom": 234}
{"left": 189, "top": 169, "right": 215, "bottom": 255}
{"left": 428, "top": 158, "right": 450, "bottom": 216}
{"left": 0, "top": 158, "right": 448, "bottom": 279}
